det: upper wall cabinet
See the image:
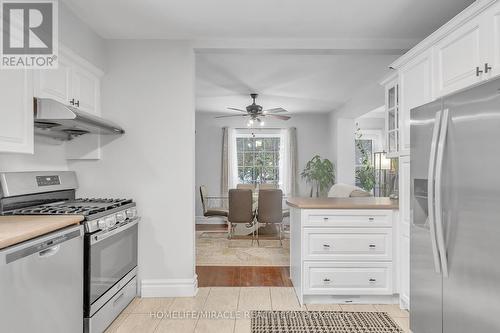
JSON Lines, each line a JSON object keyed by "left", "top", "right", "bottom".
{"left": 399, "top": 50, "right": 433, "bottom": 155}
{"left": 486, "top": 1, "right": 500, "bottom": 78}
{"left": 72, "top": 66, "right": 100, "bottom": 115}
{"left": 34, "top": 58, "right": 72, "bottom": 106}
{"left": 34, "top": 51, "right": 101, "bottom": 116}
{"left": 433, "top": 12, "right": 489, "bottom": 97}
{"left": 0, "top": 70, "right": 34, "bottom": 154}
{"left": 382, "top": 75, "right": 400, "bottom": 157}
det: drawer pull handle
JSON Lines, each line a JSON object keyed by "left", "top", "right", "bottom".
{"left": 369, "top": 244, "right": 376, "bottom": 249}
{"left": 368, "top": 217, "right": 375, "bottom": 221}
{"left": 369, "top": 278, "right": 377, "bottom": 283}
{"left": 323, "top": 278, "right": 331, "bottom": 283}
{"left": 323, "top": 217, "right": 329, "bottom": 221}
{"left": 323, "top": 244, "right": 331, "bottom": 248}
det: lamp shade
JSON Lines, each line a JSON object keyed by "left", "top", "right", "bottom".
{"left": 374, "top": 152, "right": 391, "bottom": 170}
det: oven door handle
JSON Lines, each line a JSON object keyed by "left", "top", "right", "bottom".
{"left": 90, "top": 217, "right": 140, "bottom": 245}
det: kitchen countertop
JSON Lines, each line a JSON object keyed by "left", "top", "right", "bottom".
{"left": 0, "top": 215, "right": 84, "bottom": 250}
{"left": 286, "top": 197, "right": 399, "bottom": 210}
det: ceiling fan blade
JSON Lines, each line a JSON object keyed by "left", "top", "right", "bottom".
{"left": 227, "top": 107, "right": 247, "bottom": 112}
{"left": 268, "top": 114, "right": 291, "bottom": 121}
{"left": 263, "top": 107, "right": 288, "bottom": 114}
{"left": 215, "top": 114, "right": 248, "bottom": 119}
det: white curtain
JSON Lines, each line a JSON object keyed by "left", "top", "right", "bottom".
{"left": 227, "top": 128, "right": 238, "bottom": 190}
{"left": 279, "top": 127, "right": 298, "bottom": 196}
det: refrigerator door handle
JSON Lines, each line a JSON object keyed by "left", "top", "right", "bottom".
{"left": 428, "top": 110, "right": 443, "bottom": 274}
{"left": 435, "top": 108, "right": 450, "bottom": 278}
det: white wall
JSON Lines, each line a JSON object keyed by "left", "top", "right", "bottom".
{"left": 59, "top": 1, "right": 107, "bottom": 70}
{"left": 329, "top": 81, "right": 386, "bottom": 185}
{"left": 69, "top": 40, "right": 197, "bottom": 296}
{"left": 195, "top": 112, "right": 331, "bottom": 216}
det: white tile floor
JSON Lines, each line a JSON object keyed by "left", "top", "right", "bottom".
{"left": 105, "top": 287, "right": 410, "bottom": 333}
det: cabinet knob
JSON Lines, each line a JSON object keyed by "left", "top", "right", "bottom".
{"left": 69, "top": 98, "right": 75, "bottom": 105}
{"left": 476, "top": 67, "right": 484, "bottom": 77}
{"left": 75, "top": 100, "right": 80, "bottom": 107}
{"left": 485, "top": 63, "right": 492, "bottom": 74}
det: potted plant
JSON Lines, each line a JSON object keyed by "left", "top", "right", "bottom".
{"left": 301, "top": 155, "right": 335, "bottom": 197}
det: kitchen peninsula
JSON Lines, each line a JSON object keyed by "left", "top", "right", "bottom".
{"left": 286, "top": 197, "right": 402, "bottom": 306}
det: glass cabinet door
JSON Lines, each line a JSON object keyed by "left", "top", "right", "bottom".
{"left": 386, "top": 82, "right": 399, "bottom": 155}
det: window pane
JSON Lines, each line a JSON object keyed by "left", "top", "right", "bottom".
{"left": 235, "top": 136, "right": 281, "bottom": 185}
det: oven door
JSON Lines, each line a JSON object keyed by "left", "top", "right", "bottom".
{"left": 85, "top": 218, "right": 138, "bottom": 315}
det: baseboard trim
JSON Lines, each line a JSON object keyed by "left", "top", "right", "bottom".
{"left": 141, "top": 275, "right": 198, "bottom": 297}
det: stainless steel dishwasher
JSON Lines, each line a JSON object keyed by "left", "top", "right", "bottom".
{"left": 0, "top": 225, "right": 84, "bottom": 333}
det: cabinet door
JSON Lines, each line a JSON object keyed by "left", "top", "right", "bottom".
{"left": 33, "top": 59, "right": 72, "bottom": 105}
{"left": 0, "top": 70, "right": 34, "bottom": 154}
{"left": 434, "top": 13, "right": 488, "bottom": 97}
{"left": 399, "top": 155, "right": 410, "bottom": 309}
{"left": 384, "top": 77, "right": 399, "bottom": 157}
{"left": 399, "top": 51, "right": 433, "bottom": 155}
{"left": 72, "top": 67, "right": 99, "bottom": 115}
{"left": 486, "top": 1, "right": 500, "bottom": 79}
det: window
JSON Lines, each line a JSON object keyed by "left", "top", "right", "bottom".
{"left": 355, "top": 139, "right": 374, "bottom": 188}
{"left": 236, "top": 136, "right": 280, "bottom": 185}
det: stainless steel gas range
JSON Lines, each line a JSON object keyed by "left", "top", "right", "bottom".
{"left": 0, "top": 171, "right": 139, "bottom": 333}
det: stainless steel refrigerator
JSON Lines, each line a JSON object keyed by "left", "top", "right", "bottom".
{"left": 410, "top": 77, "right": 500, "bottom": 333}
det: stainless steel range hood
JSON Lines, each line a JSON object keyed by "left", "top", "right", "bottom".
{"left": 34, "top": 98, "right": 125, "bottom": 141}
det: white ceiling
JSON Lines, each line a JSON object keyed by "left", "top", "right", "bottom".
{"left": 64, "top": 0, "right": 474, "bottom": 39}
{"left": 196, "top": 53, "right": 398, "bottom": 114}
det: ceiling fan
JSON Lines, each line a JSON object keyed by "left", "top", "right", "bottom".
{"left": 215, "top": 93, "right": 291, "bottom": 126}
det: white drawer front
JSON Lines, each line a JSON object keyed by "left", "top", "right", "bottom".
{"left": 304, "top": 262, "right": 393, "bottom": 295}
{"left": 305, "top": 210, "right": 392, "bottom": 227}
{"left": 304, "top": 228, "right": 392, "bottom": 261}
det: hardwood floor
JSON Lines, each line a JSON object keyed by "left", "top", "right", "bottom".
{"left": 195, "top": 224, "right": 226, "bottom": 231}
{"left": 196, "top": 266, "right": 292, "bottom": 287}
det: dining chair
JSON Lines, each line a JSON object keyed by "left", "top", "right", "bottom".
{"left": 236, "top": 183, "right": 256, "bottom": 192}
{"left": 258, "top": 183, "right": 278, "bottom": 191}
{"left": 227, "top": 189, "right": 255, "bottom": 240}
{"left": 199, "top": 185, "right": 228, "bottom": 218}
{"left": 256, "top": 189, "right": 284, "bottom": 246}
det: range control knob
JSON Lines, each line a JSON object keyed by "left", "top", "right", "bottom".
{"left": 97, "top": 219, "right": 107, "bottom": 230}
{"left": 116, "top": 211, "right": 126, "bottom": 223}
{"left": 126, "top": 208, "right": 137, "bottom": 219}
{"left": 105, "top": 216, "right": 116, "bottom": 228}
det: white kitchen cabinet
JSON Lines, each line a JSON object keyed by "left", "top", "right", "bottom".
{"left": 486, "top": 1, "right": 500, "bottom": 78}
{"left": 399, "top": 50, "right": 433, "bottom": 156}
{"left": 290, "top": 208, "right": 398, "bottom": 305}
{"left": 381, "top": 74, "right": 399, "bottom": 157}
{"left": 398, "top": 155, "right": 410, "bottom": 309}
{"left": 0, "top": 70, "right": 34, "bottom": 154}
{"left": 434, "top": 12, "right": 489, "bottom": 97}
{"left": 34, "top": 58, "right": 72, "bottom": 106}
{"left": 34, "top": 53, "right": 101, "bottom": 116}
{"left": 72, "top": 66, "right": 100, "bottom": 115}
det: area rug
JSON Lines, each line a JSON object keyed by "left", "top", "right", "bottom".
{"left": 196, "top": 231, "right": 290, "bottom": 266}
{"left": 251, "top": 311, "right": 403, "bottom": 333}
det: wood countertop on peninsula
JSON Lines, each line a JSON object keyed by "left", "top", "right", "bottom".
{"left": 286, "top": 197, "right": 399, "bottom": 210}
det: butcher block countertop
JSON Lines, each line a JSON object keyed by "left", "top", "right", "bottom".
{"left": 0, "top": 215, "right": 84, "bottom": 250}
{"left": 286, "top": 197, "right": 399, "bottom": 210}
